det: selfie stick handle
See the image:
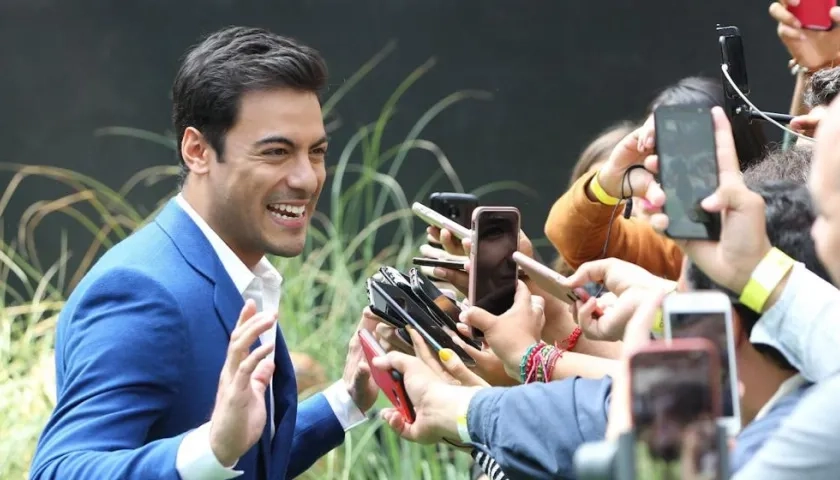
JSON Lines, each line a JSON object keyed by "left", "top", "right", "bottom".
{"left": 739, "top": 107, "right": 793, "bottom": 125}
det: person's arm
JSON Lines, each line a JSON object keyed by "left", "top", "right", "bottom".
{"left": 734, "top": 374, "right": 840, "bottom": 480}
{"left": 30, "top": 269, "right": 189, "bottom": 480}
{"left": 544, "top": 171, "right": 683, "bottom": 280}
{"left": 467, "top": 377, "right": 612, "bottom": 479}
{"left": 751, "top": 263, "right": 840, "bottom": 382}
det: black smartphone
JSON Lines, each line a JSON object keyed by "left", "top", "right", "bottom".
{"left": 468, "top": 207, "right": 521, "bottom": 340}
{"left": 411, "top": 257, "right": 468, "bottom": 272}
{"left": 430, "top": 192, "right": 479, "bottom": 228}
{"left": 654, "top": 105, "right": 721, "bottom": 241}
{"left": 369, "top": 280, "right": 476, "bottom": 367}
{"left": 409, "top": 268, "right": 481, "bottom": 349}
{"left": 717, "top": 25, "right": 749, "bottom": 99}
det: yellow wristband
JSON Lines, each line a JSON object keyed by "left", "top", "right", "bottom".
{"left": 456, "top": 411, "right": 472, "bottom": 444}
{"left": 739, "top": 247, "right": 795, "bottom": 313}
{"left": 589, "top": 172, "right": 621, "bottom": 206}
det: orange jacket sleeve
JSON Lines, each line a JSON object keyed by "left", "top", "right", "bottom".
{"left": 544, "top": 170, "right": 684, "bottom": 280}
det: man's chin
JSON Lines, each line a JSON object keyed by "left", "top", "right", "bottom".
{"left": 265, "top": 236, "right": 307, "bottom": 258}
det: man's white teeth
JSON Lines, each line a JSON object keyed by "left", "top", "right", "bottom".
{"left": 268, "top": 203, "right": 305, "bottom": 218}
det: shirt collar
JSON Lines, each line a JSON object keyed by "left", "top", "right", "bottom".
{"left": 753, "top": 373, "right": 808, "bottom": 422}
{"left": 175, "top": 194, "right": 282, "bottom": 295}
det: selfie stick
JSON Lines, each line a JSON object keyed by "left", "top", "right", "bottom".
{"left": 574, "top": 426, "right": 731, "bottom": 480}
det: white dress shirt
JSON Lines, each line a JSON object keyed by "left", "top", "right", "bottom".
{"left": 174, "top": 194, "right": 367, "bottom": 480}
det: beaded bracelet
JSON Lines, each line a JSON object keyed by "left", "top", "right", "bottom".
{"left": 519, "top": 342, "right": 541, "bottom": 383}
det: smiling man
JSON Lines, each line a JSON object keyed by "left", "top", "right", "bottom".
{"left": 30, "top": 27, "right": 378, "bottom": 480}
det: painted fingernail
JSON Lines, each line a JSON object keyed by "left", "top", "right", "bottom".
{"left": 439, "top": 349, "right": 453, "bottom": 362}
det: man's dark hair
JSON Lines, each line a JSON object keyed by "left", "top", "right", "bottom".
{"left": 743, "top": 144, "right": 812, "bottom": 185}
{"left": 686, "top": 180, "right": 830, "bottom": 370}
{"left": 646, "top": 76, "right": 768, "bottom": 171}
{"left": 172, "top": 26, "right": 328, "bottom": 181}
{"left": 804, "top": 66, "right": 840, "bottom": 108}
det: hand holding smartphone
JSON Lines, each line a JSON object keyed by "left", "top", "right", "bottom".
{"left": 412, "top": 202, "right": 472, "bottom": 240}
{"left": 358, "top": 329, "right": 416, "bottom": 422}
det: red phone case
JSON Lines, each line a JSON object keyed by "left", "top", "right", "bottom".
{"left": 789, "top": 0, "right": 835, "bottom": 30}
{"left": 358, "top": 330, "right": 416, "bottom": 423}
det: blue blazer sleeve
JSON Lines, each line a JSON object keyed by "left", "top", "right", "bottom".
{"left": 286, "top": 393, "right": 345, "bottom": 478}
{"left": 30, "top": 268, "right": 189, "bottom": 480}
{"left": 467, "top": 376, "right": 613, "bottom": 480}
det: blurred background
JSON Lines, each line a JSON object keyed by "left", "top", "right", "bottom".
{"left": 0, "top": 0, "right": 792, "bottom": 478}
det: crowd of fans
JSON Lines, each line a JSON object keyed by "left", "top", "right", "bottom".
{"left": 365, "top": 3, "right": 840, "bottom": 479}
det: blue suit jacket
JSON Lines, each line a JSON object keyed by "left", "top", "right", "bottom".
{"left": 30, "top": 199, "right": 345, "bottom": 480}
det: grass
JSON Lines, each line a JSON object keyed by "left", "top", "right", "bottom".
{"left": 0, "top": 42, "right": 537, "bottom": 479}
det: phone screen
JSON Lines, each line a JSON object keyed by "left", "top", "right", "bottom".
{"left": 655, "top": 106, "right": 721, "bottom": 240}
{"left": 631, "top": 350, "right": 721, "bottom": 479}
{"left": 472, "top": 210, "right": 519, "bottom": 315}
{"left": 668, "top": 313, "right": 734, "bottom": 419}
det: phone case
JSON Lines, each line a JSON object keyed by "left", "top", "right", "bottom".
{"left": 429, "top": 192, "right": 479, "bottom": 229}
{"left": 411, "top": 202, "right": 473, "bottom": 239}
{"left": 411, "top": 257, "right": 468, "bottom": 272}
{"left": 789, "top": 0, "right": 835, "bottom": 31}
{"left": 358, "top": 330, "right": 416, "bottom": 422}
{"left": 366, "top": 278, "right": 407, "bottom": 329}
{"left": 409, "top": 268, "right": 481, "bottom": 349}
{"left": 368, "top": 279, "right": 476, "bottom": 367}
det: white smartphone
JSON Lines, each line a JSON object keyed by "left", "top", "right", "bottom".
{"left": 469, "top": 207, "right": 520, "bottom": 340}
{"left": 412, "top": 202, "right": 472, "bottom": 239}
{"left": 511, "top": 252, "right": 580, "bottom": 305}
{"left": 663, "top": 291, "right": 741, "bottom": 436}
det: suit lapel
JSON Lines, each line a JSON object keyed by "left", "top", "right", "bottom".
{"left": 155, "top": 198, "right": 241, "bottom": 336}
{"left": 156, "top": 199, "right": 271, "bottom": 476}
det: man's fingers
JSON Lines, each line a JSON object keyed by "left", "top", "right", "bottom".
{"left": 710, "top": 107, "right": 742, "bottom": 180}
{"left": 769, "top": 2, "right": 802, "bottom": 28}
{"left": 233, "top": 299, "right": 259, "bottom": 338}
{"left": 229, "top": 313, "right": 276, "bottom": 361}
{"left": 410, "top": 328, "right": 446, "bottom": 376}
{"left": 251, "top": 358, "right": 276, "bottom": 394}
{"left": 234, "top": 342, "right": 275, "bottom": 391}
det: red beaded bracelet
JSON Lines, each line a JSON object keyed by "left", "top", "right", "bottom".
{"left": 557, "top": 326, "right": 582, "bottom": 352}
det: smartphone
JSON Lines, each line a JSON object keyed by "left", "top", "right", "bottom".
{"left": 629, "top": 339, "right": 723, "bottom": 479}
{"left": 412, "top": 202, "right": 472, "bottom": 240}
{"left": 717, "top": 25, "right": 749, "bottom": 98}
{"left": 412, "top": 257, "right": 468, "bottom": 272}
{"left": 369, "top": 279, "right": 476, "bottom": 367}
{"left": 358, "top": 329, "right": 416, "bottom": 423}
{"left": 409, "top": 268, "right": 481, "bottom": 349}
{"left": 468, "top": 207, "right": 520, "bottom": 340}
{"left": 654, "top": 105, "right": 722, "bottom": 241}
{"left": 512, "top": 252, "right": 580, "bottom": 305}
{"left": 663, "top": 291, "right": 741, "bottom": 436}
{"left": 788, "top": 0, "right": 836, "bottom": 31}
{"left": 366, "top": 278, "right": 408, "bottom": 329}
{"left": 430, "top": 192, "right": 479, "bottom": 228}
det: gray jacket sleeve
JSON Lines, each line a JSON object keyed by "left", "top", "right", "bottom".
{"left": 751, "top": 262, "right": 840, "bottom": 382}
{"left": 734, "top": 373, "right": 840, "bottom": 480}
{"left": 466, "top": 376, "right": 612, "bottom": 480}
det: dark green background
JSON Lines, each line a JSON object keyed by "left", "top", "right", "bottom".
{"left": 0, "top": 0, "right": 791, "bottom": 269}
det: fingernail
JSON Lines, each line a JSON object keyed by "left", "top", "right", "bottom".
{"left": 641, "top": 198, "right": 653, "bottom": 210}
{"left": 459, "top": 311, "right": 468, "bottom": 322}
{"left": 645, "top": 135, "right": 655, "bottom": 149}
{"left": 434, "top": 267, "right": 447, "bottom": 278}
{"left": 438, "top": 349, "right": 453, "bottom": 362}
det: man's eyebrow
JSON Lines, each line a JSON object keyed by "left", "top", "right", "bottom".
{"left": 253, "top": 135, "right": 329, "bottom": 148}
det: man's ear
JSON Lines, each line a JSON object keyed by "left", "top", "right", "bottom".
{"left": 181, "top": 127, "right": 213, "bottom": 175}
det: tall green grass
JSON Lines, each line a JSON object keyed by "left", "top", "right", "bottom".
{"left": 0, "top": 42, "right": 536, "bottom": 479}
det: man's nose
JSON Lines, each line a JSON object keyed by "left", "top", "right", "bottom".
{"left": 286, "top": 154, "right": 319, "bottom": 193}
